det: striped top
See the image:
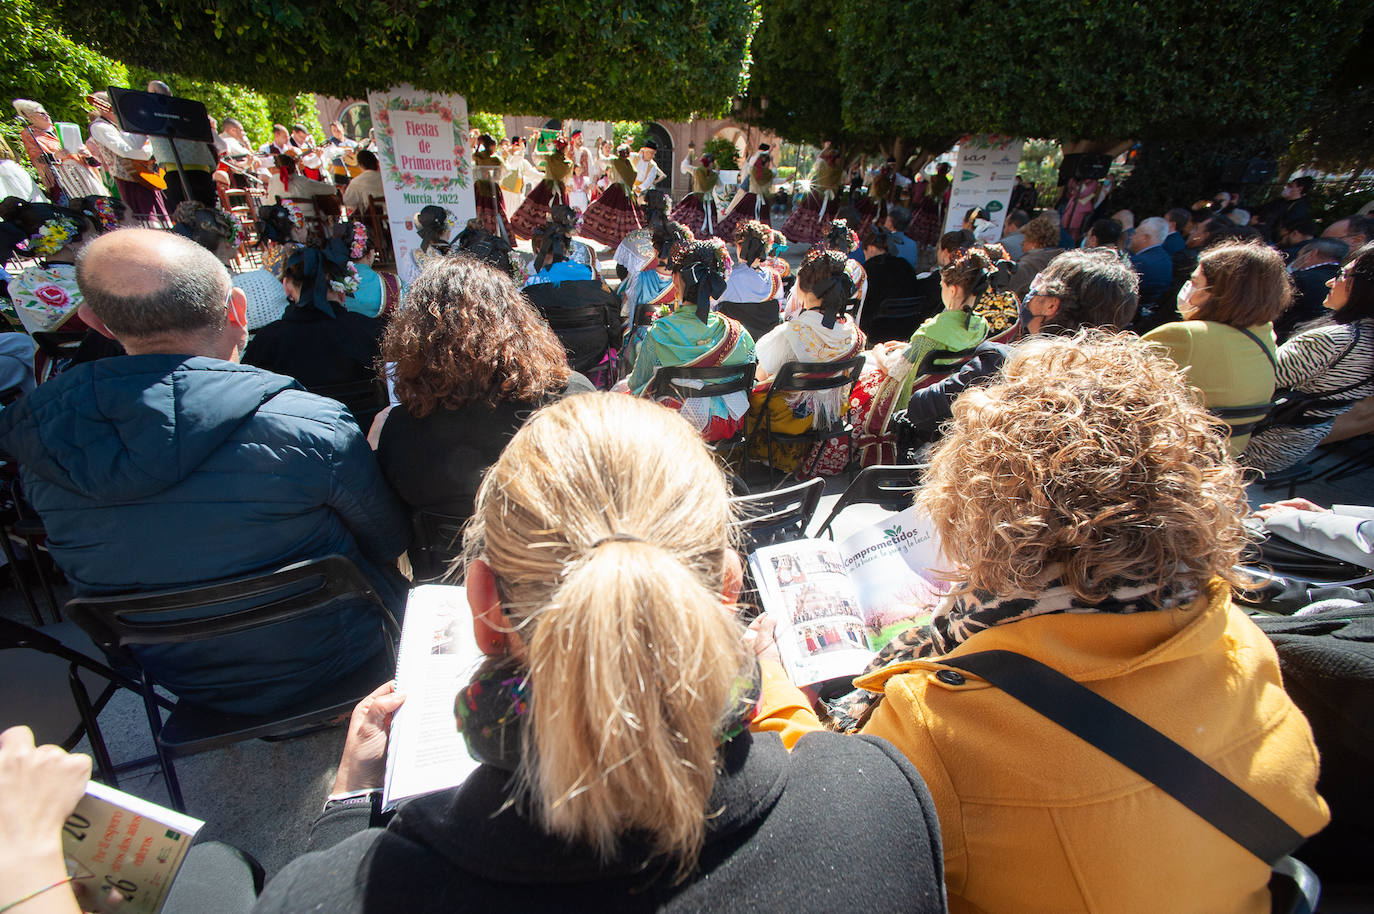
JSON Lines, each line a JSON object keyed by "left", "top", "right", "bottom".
{"left": 1275, "top": 317, "right": 1374, "bottom": 419}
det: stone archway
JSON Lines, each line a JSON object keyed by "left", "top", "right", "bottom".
{"left": 646, "top": 122, "right": 673, "bottom": 190}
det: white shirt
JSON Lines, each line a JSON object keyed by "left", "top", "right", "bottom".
{"left": 633, "top": 156, "right": 666, "bottom": 195}
{"left": 343, "top": 170, "right": 385, "bottom": 211}
{"left": 88, "top": 119, "right": 153, "bottom": 160}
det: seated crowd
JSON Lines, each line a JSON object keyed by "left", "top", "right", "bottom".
{"left": 0, "top": 165, "right": 1368, "bottom": 913}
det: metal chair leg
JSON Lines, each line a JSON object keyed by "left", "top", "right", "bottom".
{"left": 68, "top": 663, "right": 118, "bottom": 787}
{"left": 138, "top": 677, "right": 184, "bottom": 811}
{"left": 0, "top": 530, "right": 43, "bottom": 625}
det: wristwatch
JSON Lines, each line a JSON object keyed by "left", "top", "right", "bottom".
{"left": 322, "top": 787, "right": 381, "bottom": 815}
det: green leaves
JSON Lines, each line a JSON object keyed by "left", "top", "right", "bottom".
{"left": 50, "top": 0, "right": 761, "bottom": 120}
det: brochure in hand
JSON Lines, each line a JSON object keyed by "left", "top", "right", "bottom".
{"left": 382, "top": 583, "right": 485, "bottom": 811}
{"left": 62, "top": 781, "right": 204, "bottom": 914}
{"left": 747, "top": 504, "right": 950, "bottom": 690}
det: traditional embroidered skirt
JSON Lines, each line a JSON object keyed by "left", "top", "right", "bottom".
{"left": 715, "top": 193, "right": 768, "bottom": 243}
{"left": 907, "top": 196, "right": 941, "bottom": 247}
{"left": 851, "top": 196, "right": 879, "bottom": 234}
{"left": 780, "top": 191, "right": 835, "bottom": 245}
{"left": 669, "top": 193, "right": 718, "bottom": 239}
{"left": 580, "top": 184, "right": 642, "bottom": 248}
{"left": 474, "top": 180, "right": 510, "bottom": 240}
{"left": 510, "top": 181, "right": 561, "bottom": 240}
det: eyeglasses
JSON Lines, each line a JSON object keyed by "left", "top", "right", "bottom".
{"left": 1338, "top": 266, "right": 1358, "bottom": 281}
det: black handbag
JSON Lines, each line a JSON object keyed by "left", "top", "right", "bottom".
{"left": 937, "top": 649, "right": 1320, "bottom": 914}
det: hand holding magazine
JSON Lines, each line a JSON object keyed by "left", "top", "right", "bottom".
{"left": 748, "top": 505, "right": 950, "bottom": 690}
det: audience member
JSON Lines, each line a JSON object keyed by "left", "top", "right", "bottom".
{"left": 1007, "top": 213, "right": 1063, "bottom": 298}
{"left": 1277, "top": 237, "right": 1346, "bottom": 341}
{"left": 1143, "top": 242, "right": 1289, "bottom": 456}
{"left": 754, "top": 331, "right": 1330, "bottom": 913}
{"left": 1264, "top": 175, "right": 1314, "bottom": 241}
{"left": 1322, "top": 214, "right": 1373, "bottom": 252}
{"left": 627, "top": 239, "right": 756, "bottom": 442}
{"left": 1245, "top": 241, "right": 1374, "bottom": 473}
{"left": 373, "top": 256, "right": 592, "bottom": 526}
{"left": 1276, "top": 218, "right": 1318, "bottom": 262}
{"left": 0, "top": 229, "right": 408, "bottom": 713}
{"left": 1083, "top": 217, "right": 1123, "bottom": 252}
{"left": 883, "top": 205, "right": 919, "bottom": 267}
{"left": 1126, "top": 215, "right": 1171, "bottom": 319}
{"left": 1163, "top": 207, "right": 1190, "bottom": 254}
{"left": 898, "top": 248, "right": 1139, "bottom": 440}
{"left": 714, "top": 219, "right": 785, "bottom": 343}
{"left": 342, "top": 149, "right": 384, "bottom": 214}
{"left": 856, "top": 223, "right": 920, "bottom": 339}
{"left": 748, "top": 249, "right": 866, "bottom": 473}
{"left": 998, "top": 209, "right": 1030, "bottom": 260}
{"left": 257, "top": 393, "right": 947, "bottom": 912}
{"left": 241, "top": 225, "right": 388, "bottom": 428}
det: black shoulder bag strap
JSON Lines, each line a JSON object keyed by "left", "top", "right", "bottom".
{"left": 1234, "top": 325, "right": 1278, "bottom": 372}
{"left": 938, "top": 649, "right": 1305, "bottom": 866}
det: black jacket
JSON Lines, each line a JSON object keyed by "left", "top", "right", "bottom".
{"left": 899, "top": 340, "right": 1011, "bottom": 435}
{"left": 254, "top": 731, "right": 947, "bottom": 913}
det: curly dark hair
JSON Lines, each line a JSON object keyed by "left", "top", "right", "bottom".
{"left": 734, "top": 220, "right": 770, "bottom": 265}
{"left": 381, "top": 256, "right": 570, "bottom": 416}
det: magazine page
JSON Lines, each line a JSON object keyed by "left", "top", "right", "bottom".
{"left": 62, "top": 781, "right": 204, "bottom": 914}
{"left": 383, "top": 584, "right": 484, "bottom": 811}
{"left": 837, "top": 505, "right": 951, "bottom": 650}
{"left": 749, "top": 540, "right": 876, "bottom": 688}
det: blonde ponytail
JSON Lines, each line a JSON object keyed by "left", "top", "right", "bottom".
{"left": 464, "top": 393, "right": 748, "bottom": 871}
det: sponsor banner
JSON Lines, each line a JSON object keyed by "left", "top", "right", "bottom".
{"left": 365, "top": 85, "right": 475, "bottom": 282}
{"left": 943, "top": 135, "right": 1024, "bottom": 237}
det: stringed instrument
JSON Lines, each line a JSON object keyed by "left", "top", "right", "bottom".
{"left": 129, "top": 157, "right": 168, "bottom": 190}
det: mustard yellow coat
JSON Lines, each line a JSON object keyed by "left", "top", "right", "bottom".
{"left": 754, "top": 579, "right": 1329, "bottom": 914}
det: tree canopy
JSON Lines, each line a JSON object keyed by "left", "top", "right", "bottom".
{"left": 51, "top": 0, "right": 760, "bottom": 120}
{"left": 743, "top": 0, "right": 1372, "bottom": 170}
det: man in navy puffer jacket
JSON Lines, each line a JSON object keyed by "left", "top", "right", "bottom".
{"left": 0, "top": 229, "right": 410, "bottom": 714}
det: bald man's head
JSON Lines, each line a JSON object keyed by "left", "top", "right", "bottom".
{"left": 76, "top": 229, "right": 231, "bottom": 340}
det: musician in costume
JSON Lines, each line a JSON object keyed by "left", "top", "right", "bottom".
{"left": 471, "top": 133, "right": 509, "bottom": 242}
{"left": 144, "top": 82, "right": 223, "bottom": 208}
{"left": 580, "top": 145, "right": 643, "bottom": 248}
{"left": 84, "top": 91, "right": 168, "bottom": 220}
{"left": 670, "top": 151, "right": 720, "bottom": 238}
{"left": 716, "top": 144, "right": 775, "bottom": 242}
{"left": 781, "top": 142, "right": 844, "bottom": 245}
{"left": 12, "top": 99, "right": 104, "bottom": 203}
{"left": 510, "top": 137, "right": 570, "bottom": 241}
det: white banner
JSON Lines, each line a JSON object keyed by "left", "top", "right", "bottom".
{"left": 943, "top": 135, "right": 1025, "bottom": 237}
{"left": 365, "top": 85, "right": 476, "bottom": 283}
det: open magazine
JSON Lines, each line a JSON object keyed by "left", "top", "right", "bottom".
{"left": 382, "top": 584, "right": 485, "bottom": 811}
{"left": 62, "top": 781, "right": 204, "bottom": 914}
{"left": 748, "top": 505, "right": 950, "bottom": 690}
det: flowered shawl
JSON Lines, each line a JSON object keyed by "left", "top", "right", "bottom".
{"left": 9, "top": 263, "right": 83, "bottom": 334}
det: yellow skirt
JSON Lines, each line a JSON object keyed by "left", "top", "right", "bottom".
{"left": 746, "top": 387, "right": 815, "bottom": 472}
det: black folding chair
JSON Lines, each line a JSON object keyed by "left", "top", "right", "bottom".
{"left": 64, "top": 555, "right": 399, "bottom": 811}
{"left": 748, "top": 357, "right": 865, "bottom": 476}
{"left": 814, "top": 464, "right": 922, "bottom": 540}
{"left": 648, "top": 362, "right": 757, "bottom": 455}
{"left": 310, "top": 378, "right": 389, "bottom": 433}
{"left": 525, "top": 283, "right": 621, "bottom": 385}
{"left": 864, "top": 295, "right": 927, "bottom": 343}
{"left": 409, "top": 509, "right": 468, "bottom": 584}
{"left": 730, "top": 477, "right": 825, "bottom": 553}
{"left": 0, "top": 617, "right": 166, "bottom": 788}
{"left": 715, "top": 300, "right": 781, "bottom": 344}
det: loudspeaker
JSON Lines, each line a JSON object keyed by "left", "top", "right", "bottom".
{"left": 106, "top": 86, "right": 213, "bottom": 142}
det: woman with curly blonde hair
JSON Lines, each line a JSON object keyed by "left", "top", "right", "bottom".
{"left": 753, "top": 332, "right": 1329, "bottom": 914}
{"left": 373, "top": 255, "right": 593, "bottom": 525}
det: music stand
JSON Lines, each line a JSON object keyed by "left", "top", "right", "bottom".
{"left": 107, "top": 87, "right": 215, "bottom": 202}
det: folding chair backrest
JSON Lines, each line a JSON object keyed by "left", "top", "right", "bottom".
{"left": 771, "top": 357, "right": 866, "bottom": 396}
{"left": 715, "top": 300, "right": 781, "bottom": 343}
{"left": 815, "top": 464, "right": 921, "bottom": 539}
{"left": 410, "top": 509, "right": 468, "bottom": 584}
{"left": 648, "top": 362, "right": 756, "bottom": 401}
{"left": 313, "top": 193, "right": 344, "bottom": 217}
{"left": 874, "top": 296, "right": 923, "bottom": 320}
{"left": 65, "top": 555, "right": 396, "bottom": 666}
{"left": 913, "top": 347, "right": 974, "bottom": 378}
{"left": 730, "top": 477, "right": 825, "bottom": 551}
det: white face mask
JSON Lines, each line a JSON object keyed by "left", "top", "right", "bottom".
{"left": 1177, "top": 280, "right": 1193, "bottom": 312}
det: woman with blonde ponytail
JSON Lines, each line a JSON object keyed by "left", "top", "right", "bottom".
{"left": 255, "top": 393, "right": 946, "bottom": 914}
